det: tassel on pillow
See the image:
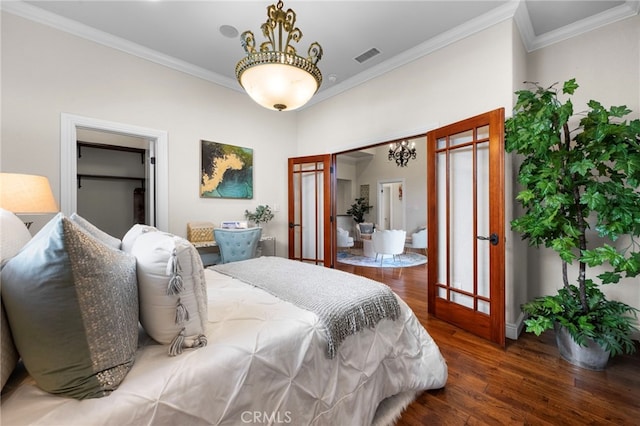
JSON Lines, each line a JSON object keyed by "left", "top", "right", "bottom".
{"left": 169, "top": 328, "right": 186, "bottom": 356}
{"left": 166, "top": 249, "right": 184, "bottom": 295}
{"left": 193, "top": 335, "right": 207, "bottom": 349}
{"left": 175, "top": 298, "right": 189, "bottom": 324}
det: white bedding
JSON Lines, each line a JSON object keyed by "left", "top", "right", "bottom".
{"left": 1, "top": 267, "right": 447, "bottom": 425}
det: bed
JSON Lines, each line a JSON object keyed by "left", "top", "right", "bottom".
{"left": 1, "top": 213, "right": 447, "bottom": 426}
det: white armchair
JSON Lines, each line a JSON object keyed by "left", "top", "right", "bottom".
{"left": 411, "top": 228, "right": 427, "bottom": 254}
{"left": 372, "top": 229, "right": 406, "bottom": 265}
{"left": 337, "top": 227, "right": 354, "bottom": 252}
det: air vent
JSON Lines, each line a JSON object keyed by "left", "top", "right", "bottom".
{"left": 354, "top": 48, "right": 381, "bottom": 64}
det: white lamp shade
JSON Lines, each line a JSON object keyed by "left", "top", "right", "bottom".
{"left": 239, "top": 63, "right": 319, "bottom": 111}
{"left": 0, "top": 173, "right": 58, "bottom": 214}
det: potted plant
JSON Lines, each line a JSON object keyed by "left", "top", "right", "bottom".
{"left": 244, "top": 205, "right": 274, "bottom": 227}
{"left": 346, "top": 197, "right": 373, "bottom": 224}
{"left": 505, "top": 79, "right": 640, "bottom": 369}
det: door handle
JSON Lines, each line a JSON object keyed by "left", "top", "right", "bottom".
{"left": 288, "top": 222, "right": 301, "bottom": 229}
{"left": 477, "top": 233, "right": 499, "bottom": 246}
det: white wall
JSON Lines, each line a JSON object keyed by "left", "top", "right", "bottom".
{"left": 3, "top": 8, "right": 638, "bottom": 336}
{"left": 525, "top": 15, "right": 640, "bottom": 321}
{"left": 298, "top": 21, "right": 520, "bottom": 328}
{"left": 1, "top": 12, "right": 296, "bottom": 254}
{"left": 508, "top": 19, "right": 531, "bottom": 337}
{"left": 297, "top": 20, "right": 515, "bottom": 155}
{"left": 336, "top": 158, "right": 357, "bottom": 217}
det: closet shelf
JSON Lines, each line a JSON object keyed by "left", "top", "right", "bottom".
{"left": 77, "top": 174, "right": 145, "bottom": 189}
{"left": 77, "top": 141, "right": 145, "bottom": 163}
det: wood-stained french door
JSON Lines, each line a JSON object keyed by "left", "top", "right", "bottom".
{"left": 427, "top": 108, "right": 505, "bottom": 346}
{"left": 287, "top": 155, "right": 332, "bottom": 266}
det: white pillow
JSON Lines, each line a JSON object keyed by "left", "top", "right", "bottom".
{"left": 131, "top": 231, "right": 207, "bottom": 356}
{"left": 121, "top": 223, "right": 157, "bottom": 253}
{"left": 0, "top": 208, "right": 32, "bottom": 266}
{"left": 0, "top": 208, "right": 31, "bottom": 391}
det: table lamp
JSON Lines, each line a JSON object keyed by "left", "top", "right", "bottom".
{"left": 0, "top": 173, "right": 58, "bottom": 229}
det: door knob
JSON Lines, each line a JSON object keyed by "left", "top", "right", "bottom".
{"left": 477, "top": 233, "right": 499, "bottom": 246}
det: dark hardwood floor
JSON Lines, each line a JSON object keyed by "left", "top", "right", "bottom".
{"left": 334, "top": 259, "right": 640, "bottom": 426}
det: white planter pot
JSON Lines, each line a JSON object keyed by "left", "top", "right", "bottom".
{"left": 554, "top": 324, "right": 610, "bottom": 370}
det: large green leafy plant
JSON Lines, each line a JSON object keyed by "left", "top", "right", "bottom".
{"left": 346, "top": 197, "right": 373, "bottom": 223}
{"left": 505, "top": 79, "right": 640, "bottom": 356}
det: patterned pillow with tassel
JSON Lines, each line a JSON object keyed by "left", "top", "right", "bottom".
{"left": 131, "top": 232, "right": 207, "bottom": 355}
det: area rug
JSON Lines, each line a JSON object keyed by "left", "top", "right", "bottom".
{"left": 337, "top": 250, "right": 427, "bottom": 268}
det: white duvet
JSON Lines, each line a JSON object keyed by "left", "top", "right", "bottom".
{"left": 1, "top": 268, "right": 447, "bottom": 426}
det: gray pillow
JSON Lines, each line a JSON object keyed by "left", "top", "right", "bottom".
{"left": 70, "top": 212, "right": 121, "bottom": 249}
{"left": 1, "top": 213, "right": 138, "bottom": 399}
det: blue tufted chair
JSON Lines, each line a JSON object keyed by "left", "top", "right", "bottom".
{"left": 213, "top": 227, "right": 262, "bottom": 264}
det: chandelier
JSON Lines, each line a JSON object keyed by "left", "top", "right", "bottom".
{"left": 388, "top": 141, "right": 417, "bottom": 167}
{"left": 236, "top": 1, "right": 323, "bottom": 111}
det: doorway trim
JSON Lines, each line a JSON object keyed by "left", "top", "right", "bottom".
{"left": 60, "top": 113, "right": 169, "bottom": 230}
{"left": 377, "top": 178, "right": 406, "bottom": 231}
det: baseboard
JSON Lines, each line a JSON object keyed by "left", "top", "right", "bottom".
{"left": 506, "top": 312, "right": 525, "bottom": 340}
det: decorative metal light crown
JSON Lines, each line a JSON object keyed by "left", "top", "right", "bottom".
{"left": 236, "top": 1, "right": 323, "bottom": 112}
{"left": 388, "top": 140, "right": 417, "bottom": 167}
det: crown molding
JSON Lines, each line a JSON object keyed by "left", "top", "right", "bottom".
{"left": 513, "top": 0, "right": 536, "bottom": 52}
{"left": 0, "top": 1, "right": 242, "bottom": 92}
{"left": 516, "top": 0, "right": 640, "bottom": 52}
{"left": 1, "top": 0, "right": 520, "bottom": 108}
{"left": 3, "top": 0, "right": 638, "bottom": 109}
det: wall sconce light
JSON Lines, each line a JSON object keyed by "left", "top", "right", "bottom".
{"left": 388, "top": 140, "right": 417, "bottom": 167}
{"left": 0, "top": 173, "right": 58, "bottom": 229}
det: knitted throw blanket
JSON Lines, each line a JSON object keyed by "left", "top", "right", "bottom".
{"left": 212, "top": 256, "right": 401, "bottom": 359}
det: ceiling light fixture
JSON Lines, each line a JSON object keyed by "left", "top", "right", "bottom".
{"left": 235, "top": 1, "right": 323, "bottom": 112}
{"left": 388, "top": 141, "right": 417, "bottom": 167}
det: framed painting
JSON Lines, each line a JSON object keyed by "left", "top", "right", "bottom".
{"left": 200, "top": 140, "right": 253, "bottom": 199}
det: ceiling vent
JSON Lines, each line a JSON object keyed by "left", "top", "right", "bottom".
{"left": 354, "top": 48, "right": 381, "bottom": 63}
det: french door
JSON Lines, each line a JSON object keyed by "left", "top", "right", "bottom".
{"left": 287, "top": 155, "right": 333, "bottom": 266}
{"left": 427, "top": 109, "right": 505, "bottom": 346}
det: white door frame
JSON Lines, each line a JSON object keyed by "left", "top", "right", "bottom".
{"left": 60, "top": 113, "right": 169, "bottom": 231}
{"left": 377, "top": 178, "right": 406, "bottom": 231}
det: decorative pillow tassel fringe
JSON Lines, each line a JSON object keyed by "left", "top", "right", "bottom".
{"left": 169, "top": 328, "right": 186, "bottom": 356}
{"left": 166, "top": 248, "right": 184, "bottom": 295}
{"left": 193, "top": 334, "right": 208, "bottom": 348}
{"left": 175, "top": 298, "right": 189, "bottom": 324}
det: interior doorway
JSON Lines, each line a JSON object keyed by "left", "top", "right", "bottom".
{"left": 75, "top": 130, "right": 148, "bottom": 238}
{"left": 287, "top": 154, "right": 332, "bottom": 266}
{"left": 427, "top": 108, "right": 505, "bottom": 346}
{"left": 60, "top": 113, "right": 169, "bottom": 231}
{"left": 377, "top": 178, "right": 406, "bottom": 231}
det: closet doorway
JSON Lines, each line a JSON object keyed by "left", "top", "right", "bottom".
{"left": 60, "top": 113, "right": 169, "bottom": 233}
{"left": 76, "top": 130, "right": 148, "bottom": 239}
